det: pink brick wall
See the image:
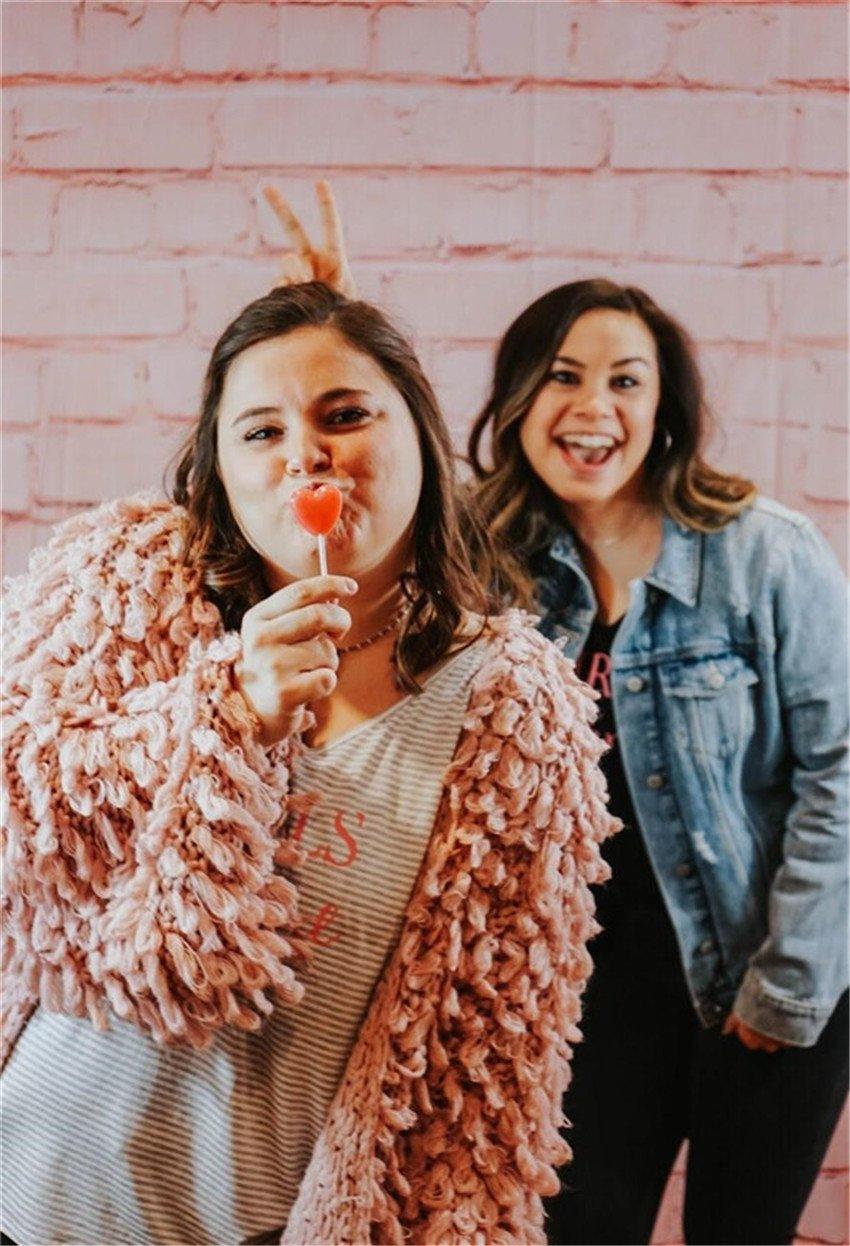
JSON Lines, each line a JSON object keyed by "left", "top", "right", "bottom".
{"left": 1, "top": 3, "right": 847, "bottom": 1241}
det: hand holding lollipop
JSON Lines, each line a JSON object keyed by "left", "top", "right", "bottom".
{"left": 291, "top": 482, "right": 343, "bottom": 575}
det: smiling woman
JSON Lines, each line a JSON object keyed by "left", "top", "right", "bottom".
{"left": 0, "top": 276, "right": 618, "bottom": 1245}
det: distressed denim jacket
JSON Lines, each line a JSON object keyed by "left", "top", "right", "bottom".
{"left": 531, "top": 495, "right": 848, "bottom": 1047}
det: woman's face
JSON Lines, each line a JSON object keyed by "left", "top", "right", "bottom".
{"left": 519, "top": 309, "right": 661, "bottom": 512}
{"left": 216, "top": 325, "right": 423, "bottom": 585}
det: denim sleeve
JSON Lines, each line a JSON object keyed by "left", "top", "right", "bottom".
{"left": 733, "top": 519, "right": 849, "bottom": 1047}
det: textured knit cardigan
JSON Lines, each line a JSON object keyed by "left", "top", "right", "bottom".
{"left": 1, "top": 493, "right": 618, "bottom": 1246}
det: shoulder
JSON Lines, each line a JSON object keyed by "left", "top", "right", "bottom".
{"left": 18, "top": 491, "right": 188, "bottom": 578}
{"left": 705, "top": 496, "right": 840, "bottom": 578}
{"left": 3, "top": 491, "right": 218, "bottom": 654}
{"left": 700, "top": 496, "right": 811, "bottom": 559}
{"left": 466, "top": 607, "right": 602, "bottom": 736}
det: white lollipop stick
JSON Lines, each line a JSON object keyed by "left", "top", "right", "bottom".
{"left": 317, "top": 534, "right": 328, "bottom": 576}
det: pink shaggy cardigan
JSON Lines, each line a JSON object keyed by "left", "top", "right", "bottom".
{"left": 1, "top": 493, "right": 618, "bottom": 1246}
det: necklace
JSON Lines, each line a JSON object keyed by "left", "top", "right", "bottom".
{"left": 575, "top": 506, "right": 658, "bottom": 550}
{"left": 337, "top": 603, "right": 408, "bottom": 655}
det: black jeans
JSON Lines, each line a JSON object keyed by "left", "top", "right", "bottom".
{"left": 545, "top": 937, "right": 849, "bottom": 1246}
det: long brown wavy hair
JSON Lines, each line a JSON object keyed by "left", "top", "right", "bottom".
{"left": 466, "top": 278, "right": 757, "bottom": 608}
{"left": 171, "top": 282, "right": 489, "bottom": 692}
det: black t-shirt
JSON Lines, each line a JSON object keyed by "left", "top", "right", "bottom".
{"left": 577, "top": 616, "right": 681, "bottom": 972}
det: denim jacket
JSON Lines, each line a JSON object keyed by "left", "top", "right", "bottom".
{"left": 531, "top": 495, "right": 848, "bottom": 1047}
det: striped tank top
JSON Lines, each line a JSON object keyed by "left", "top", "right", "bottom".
{"left": 0, "top": 638, "right": 486, "bottom": 1246}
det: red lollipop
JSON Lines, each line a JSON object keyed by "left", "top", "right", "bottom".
{"left": 291, "top": 483, "right": 343, "bottom": 573}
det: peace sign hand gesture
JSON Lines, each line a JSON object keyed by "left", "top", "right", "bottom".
{"left": 264, "top": 180, "right": 356, "bottom": 299}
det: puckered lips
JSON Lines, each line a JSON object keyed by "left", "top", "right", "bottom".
{"left": 554, "top": 430, "right": 623, "bottom": 475}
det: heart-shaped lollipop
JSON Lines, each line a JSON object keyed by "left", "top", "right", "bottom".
{"left": 291, "top": 483, "right": 343, "bottom": 574}
{"left": 292, "top": 483, "right": 343, "bottom": 537}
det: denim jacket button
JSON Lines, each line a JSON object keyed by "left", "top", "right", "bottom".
{"left": 698, "top": 938, "right": 716, "bottom": 955}
{"left": 707, "top": 669, "right": 726, "bottom": 690}
{"left": 675, "top": 862, "right": 694, "bottom": 878}
{"left": 646, "top": 772, "right": 665, "bottom": 790}
{"left": 626, "top": 675, "right": 645, "bottom": 693}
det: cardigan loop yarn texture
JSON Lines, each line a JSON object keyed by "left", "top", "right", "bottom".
{"left": 1, "top": 493, "right": 619, "bottom": 1245}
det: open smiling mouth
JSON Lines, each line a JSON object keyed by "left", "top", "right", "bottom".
{"left": 555, "top": 432, "right": 621, "bottom": 469}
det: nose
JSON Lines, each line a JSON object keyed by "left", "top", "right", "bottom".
{"left": 283, "top": 424, "right": 332, "bottom": 477}
{"left": 572, "top": 385, "right": 612, "bottom": 421}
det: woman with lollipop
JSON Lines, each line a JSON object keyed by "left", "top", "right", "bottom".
{"left": 0, "top": 187, "right": 617, "bottom": 1246}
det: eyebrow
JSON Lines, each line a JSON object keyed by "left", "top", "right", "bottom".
{"left": 231, "top": 388, "right": 369, "bottom": 426}
{"left": 554, "top": 354, "right": 651, "bottom": 369}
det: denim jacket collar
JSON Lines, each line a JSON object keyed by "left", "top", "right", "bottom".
{"left": 544, "top": 514, "right": 702, "bottom": 608}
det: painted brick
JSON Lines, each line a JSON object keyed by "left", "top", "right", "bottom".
{"left": 179, "top": 3, "right": 277, "bottom": 76}
{"left": 1, "top": 351, "right": 41, "bottom": 426}
{"left": 56, "top": 183, "right": 151, "bottom": 252}
{"left": 528, "top": 93, "right": 608, "bottom": 170}
{"left": 77, "top": 3, "right": 180, "bottom": 78}
{"left": 146, "top": 344, "right": 210, "bottom": 419}
{"left": 476, "top": 4, "right": 669, "bottom": 82}
{"left": 780, "top": 351, "right": 849, "bottom": 433}
{"left": 786, "top": 180, "right": 848, "bottom": 263}
{"left": 277, "top": 4, "right": 370, "bottom": 74}
{"left": 18, "top": 90, "right": 215, "bottom": 171}
{"left": 2, "top": 102, "right": 14, "bottom": 166}
{"left": 185, "top": 258, "right": 386, "bottom": 344}
{"left": 260, "top": 172, "right": 534, "bottom": 257}
{"left": 220, "top": 84, "right": 606, "bottom": 171}
{"left": 804, "top": 429, "right": 849, "bottom": 504}
{"left": 2, "top": 517, "right": 54, "bottom": 580}
{"left": 711, "top": 418, "right": 778, "bottom": 493}
{"left": 778, "top": 265, "right": 848, "bottom": 341}
{"left": 529, "top": 259, "right": 771, "bottom": 344}
{"left": 2, "top": 431, "right": 33, "bottom": 513}
{"left": 36, "top": 421, "right": 172, "bottom": 505}
{"left": 636, "top": 177, "right": 733, "bottom": 263}
{"left": 1, "top": 176, "right": 56, "bottom": 253}
{"left": 2, "top": 1, "right": 77, "bottom": 76}
{"left": 375, "top": 5, "right": 470, "bottom": 77}
{"left": 382, "top": 263, "right": 537, "bottom": 340}
{"left": 4, "top": 259, "right": 185, "bottom": 337}
{"left": 672, "top": 9, "right": 785, "bottom": 89}
{"left": 699, "top": 346, "right": 780, "bottom": 427}
{"left": 41, "top": 351, "right": 144, "bottom": 420}
{"left": 185, "top": 258, "right": 290, "bottom": 342}
{"left": 532, "top": 176, "right": 641, "bottom": 257}
{"left": 564, "top": 6, "right": 670, "bottom": 82}
{"left": 732, "top": 176, "right": 849, "bottom": 265}
{"left": 784, "top": 6, "right": 849, "bottom": 85}
{"left": 612, "top": 93, "right": 789, "bottom": 172}
{"left": 793, "top": 99, "right": 848, "bottom": 175}
{"left": 151, "top": 181, "right": 253, "bottom": 253}
{"left": 426, "top": 342, "right": 494, "bottom": 432}
{"left": 474, "top": 2, "right": 545, "bottom": 78}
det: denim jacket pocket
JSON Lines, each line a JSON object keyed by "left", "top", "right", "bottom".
{"left": 661, "top": 654, "right": 760, "bottom": 760}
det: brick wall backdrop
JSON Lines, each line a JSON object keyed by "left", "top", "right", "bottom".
{"left": 2, "top": 2, "right": 848, "bottom": 1242}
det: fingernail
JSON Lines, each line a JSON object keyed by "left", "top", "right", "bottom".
{"left": 345, "top": 579, "right": 358, "bottom": 593}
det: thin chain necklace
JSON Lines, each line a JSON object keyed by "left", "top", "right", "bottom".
{"left": 337, "top": 603, "right": 408, "bottom": 655}
{"left": 574, "top": 505, "right": 658, "bottom": 550}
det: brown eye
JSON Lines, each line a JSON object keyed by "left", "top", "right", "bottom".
{"left": 244, "top": 426, "right": 281, "bottom": 442}
{"left": 326, "top": 407, "right": 370, "bottom": 427}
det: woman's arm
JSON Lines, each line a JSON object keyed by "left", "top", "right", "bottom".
{"left": 264, "top": 180, "right": 356, "bottom": 296}
{"left": 733, "top": 518, "right": 849, "bottom": 1047}
{"left": 2, "top": 497, "right": 306, "bottom": 1052}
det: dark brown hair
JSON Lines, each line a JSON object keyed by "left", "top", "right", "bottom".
{"left": 466, "top": 278, "right": 757, "bottom": 607}
{"left": 171, "top": 282, "right": 488, "bottom": 692}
